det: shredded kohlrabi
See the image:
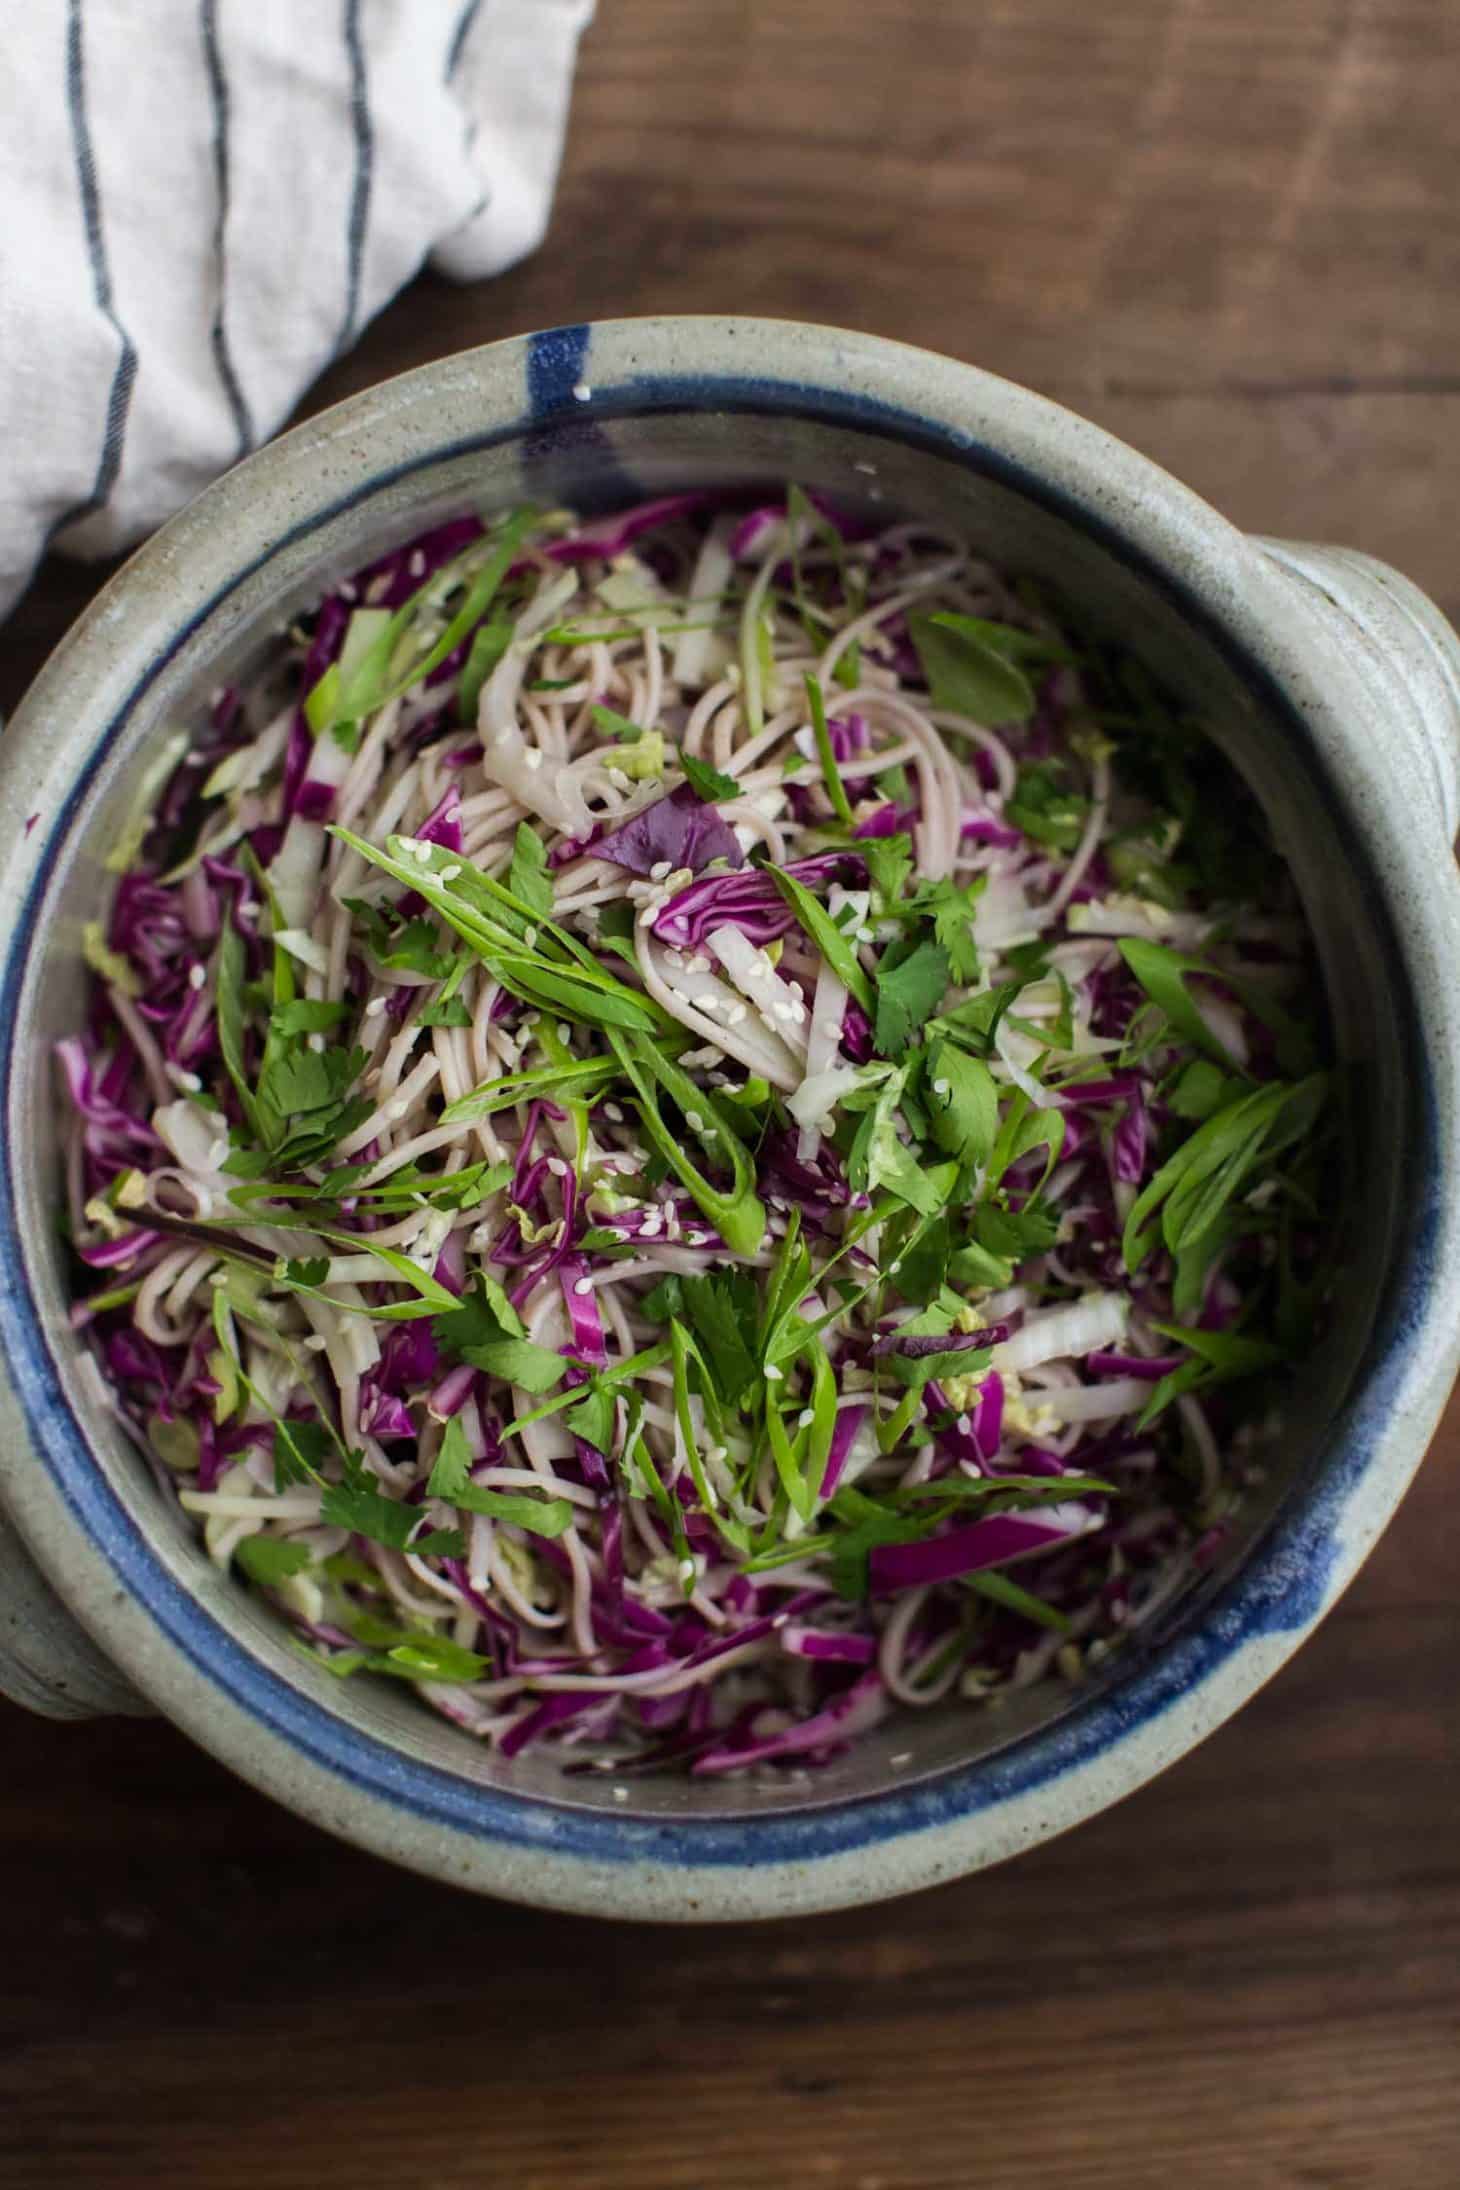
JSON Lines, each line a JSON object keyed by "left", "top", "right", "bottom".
{"left": 60, "top": 493, "right": 1333, "bottom": 1776}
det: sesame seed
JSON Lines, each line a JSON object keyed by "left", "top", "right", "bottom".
{"left": 523, "top": 927, "right": 537, "bottom": 948}
{"left": 932, "top": 1077, "right": 951, "bottom": 1096}
{"left": 698, "top": 993, "right": 722, "bottom": 1013}
{"left": 797, "top": 1408, "right": 814, "bottom": 1428}
{"left": 604, "top": 1102, "right": 624, "bottom": 1122}
{"left": 685, "top": 1110, "right": 704, "bottom": 1132}
{"left": 649, "top": 861, "right": 671, "bottom": 881}
{"left": 855, "top": 926, "right": 874, "bottom": 943}
{"left": 572, "top": 381, "right": 593, "bottom": 403}
{"left": 364, "top": 997, "right": 386, "bottom": 1016}
{"left": 887, "top": 1258, "right": 902, "bottom": 1274}
{"left": 438, "top": 863, "right": 461, "bottom": 881}
{"left": 688, "top": 954, "right": 711, "bottom": 975}
{"left": 764, "top": 1364, "right": 784, "bottom": 1381}
{"left": 303, "top": 1334, "right": 329, "bottom": 1352}
{"left": 608, "top": 767, "right": 631, "bottom": 792}
{"left": 725, "top": 1002, "right": 748, "bottom": 1025}
{"left": 573, "top": 1276, "right": 594, "bottom": 1295}
{"left": 956, "top": 1413, "right": 972, "bottom": 1434}
{"left": 524, "top": 748, "right": 544, "bottom": 772}
{"left": 556, "top": 1022, "right": 572, "bottom": 1043}
{"left": 188, "top": 962, "right": 207, "bottom": 991}
{"left": 408, "top": 550, "right": 427, "bottom": 577}
{"left": 819, "top": 1017, "right": 842, "bottom": 1038}
{"left": 612, "top": 1786, "right": 629, "bottom": 1803}
{"left": 546, "top": 1157, "right": 568, "bottom": 1177}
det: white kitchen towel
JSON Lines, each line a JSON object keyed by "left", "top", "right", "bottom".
{"left": 0, "top": 0, "right": 595, "bottom": 621}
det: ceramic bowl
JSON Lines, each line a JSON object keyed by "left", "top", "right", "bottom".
{"left": 3, "top": 318, "right": 1458, "bottom": 1920}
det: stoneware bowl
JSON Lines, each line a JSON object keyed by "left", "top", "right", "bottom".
{"left": 2, "top": 318, "right": 1458, "bottom": 1921}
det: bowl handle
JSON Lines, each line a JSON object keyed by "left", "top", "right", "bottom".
{"left": 0, "top": 1508, "right": 151, "bottom": 1718}
{"left": 1256, "top": 540, "right": 1460, "bottom": 842}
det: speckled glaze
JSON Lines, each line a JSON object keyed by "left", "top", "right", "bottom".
{"left": 2, "top": 319, "right": 1458, "bottom": 1920}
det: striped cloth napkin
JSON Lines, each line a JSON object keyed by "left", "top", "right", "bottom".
{"left": 0, "top": 0, "right": 595, "bottom": 622}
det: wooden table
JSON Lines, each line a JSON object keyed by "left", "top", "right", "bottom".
{"left": 4, "top": 5, "right": 1458, "bottom": 2184}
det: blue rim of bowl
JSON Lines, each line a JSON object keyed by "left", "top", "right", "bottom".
{"left": 0, "top": 328, "right": 1442, "bottom": 1871}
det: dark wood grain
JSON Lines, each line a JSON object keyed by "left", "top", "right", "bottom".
{"left": 4, "top": 2, "right": 1459, "bottom": 2183}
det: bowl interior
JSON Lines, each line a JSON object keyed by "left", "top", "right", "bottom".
{"left": 4, "top": 394, "right": 1420, "bottom": 1822}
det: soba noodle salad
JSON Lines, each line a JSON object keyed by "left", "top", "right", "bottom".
{"left": 62, "top": 489, "right": 1333, "bottom": 1776}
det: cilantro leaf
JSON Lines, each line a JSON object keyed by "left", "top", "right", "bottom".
{"left": 1005, "top": 761, "right": 1089, "bottom": 852}
{"left": 427, "top": 1415, "right": 573, "bottom": 1536}
{"left": 678, "top": 1270, "right": 760, "bottom": 1406}
{"left": 272, "top": 1417, "right": 333, "bottom": 1491}
{"left": 269, "top": 998, "right": 350, "bottom": 1037}
{"left": 318, "top": 1478, "right": 466, "bottom": 1558}
{"left": 432, "top": 1274, "right": 568, "bottom": 1393}
{"left": 909, "top": 876, "right": 984, "bottom": 984}
{"left": 639, "top": 1273, "right": 685, "bottom": 1322}
{"left": 235, "top": 1536, "right": 313, "bottom": 1587}
{"left": 679, "top": 750, "right": 739, "bottom": 803}
{"left": 591, "top": 703, "right": 644, "bottom": 743}
{"left": 508, "top": 822, "right": 554, "bottom": 919}
{"left": 925, "top": 1040, "right": 998, "bottom": 1165}
{"left": 861, "top": 833, "right": 913, "bottom": 908}
{"left": 873, "top": 938, "right": 950, "bottom": 1053}
{"left": 909, "top": 612, "right": 1037, "bottom": 726}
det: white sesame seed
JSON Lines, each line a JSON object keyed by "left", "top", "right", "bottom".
{"left": 764, "top": 1364, "right": 784, "bottom": 1381}
{"left": 887, "top": 1258, "right": 902, "bottom": 1274}
{"left": 819, "top": 1017, "right": 842, "bottom": 1038}
{"left": 556, "top": 1022, "right": 572, "bottom": 1043}
{"left": 797, "top": 1408, "right": 814, "bottom": 1428}
{"left": 188, "top": 962, "right": 207, "bottom": 991}
{"left": 572, "top": 381, "right": 593, "bottom": 403}
{"left": 364, "top": 996, "right": 386, "bottom": 1017}
{"left": 604, "top": 1101, "right": 624, "bottom": 1122}
{"left": 649, "top": 861, "right": 671, "bottom": 881}
{"left": 523, "top": 748, "right": 544, "bottom": 772}
{"left": 607, "top": 767, "right": 631, "bottom": 792}
{"left": 640, "top": 1214, "right": 662, "bottom": 1238}
{"left": 686, "top": 1232, "right": 710, "bottom": 1247}
{"left": 956, "top": 1413, "right": 972, "bottom": 1434}
{"left": 612, "top": 1785, "right": 629, "bottom": 1803}
{"left": 438, "top": 863, "right": 461, "bottom": 882}
{"left": 303, "top": 1334, "right": 329, "bottom": 1352}
{"left": 546, "top": 1157, "right": 568, "bottom": 1177}
{"left": 890, "top": 1751, "right": 912, "bottom": 1769}
{"left": 725, "top": 1003, "right": 748, "bottom": 1026}
{"left": 855, "top": 926, "right": 874, "bottom": 944}
{"left": 772, "top": 998, "right": 796, "bottom": 1022}
{"left": 698, "top": 992, "right": 722, "bottom": 1013}
{"left": 932, "top": 1077, "right": 951, "bottom": 1096}
{"left": 636, "top": 903, "right": 658, "bottom": 926}
{"left": 308, "top": 1033, "right": 325, "bottom": 1053}
{"left": 573, "top": 1276, "right": 594, "bottom": 1296}
{"left": 408, "top": 550, "right": 427, "bottom": 577}
{"left": 685, "top": 1110, "right": 704, "bottom": 1132}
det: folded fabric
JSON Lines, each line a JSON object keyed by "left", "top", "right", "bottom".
{"left": 0, "top": 0, "right": 595, "bottom": 621}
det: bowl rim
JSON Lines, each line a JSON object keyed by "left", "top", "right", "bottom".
{"left": 2, "top": 314, "right": 1457, "bottom": 1920}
